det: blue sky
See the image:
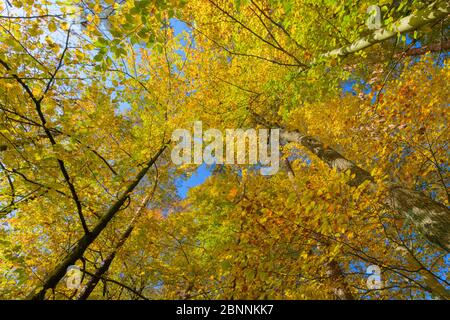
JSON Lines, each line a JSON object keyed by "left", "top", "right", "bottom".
{"left": 170, "top": 18, "right": 213, "bottom": 199}
{"left": 176, "top": 163, "right": 211, "bottom": 198}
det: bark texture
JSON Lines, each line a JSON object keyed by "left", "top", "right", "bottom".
{"left": 321, "top": 1, "right": 449, "bottom": 58}
{"left": 77, "top": 192, "right": 154, "bottom": 300}
{"left": 26, "top": 144, "right": 167, "bottom": 300}
{"left": 281, "top": 130, "right": 450, "bottom": 252}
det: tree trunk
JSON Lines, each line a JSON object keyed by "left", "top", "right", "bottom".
{"left": 321, "top": 1, "right": 449, "bottom": 58}
{"left": 280, "top": 131, "right": 450, "bottom": 252}
{"left": 26, "top": 144, "right": 168, "bottom": 300}
{"left": 77, "top": 191, "right": 153, "bottom": 300}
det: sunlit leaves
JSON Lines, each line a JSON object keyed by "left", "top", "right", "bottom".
{"left": 0, "top": 0, "right": 448, "bottom": 300}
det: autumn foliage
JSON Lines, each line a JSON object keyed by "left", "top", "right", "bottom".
{"left": 0, "top": 0, "right": 449, "bottom": 300}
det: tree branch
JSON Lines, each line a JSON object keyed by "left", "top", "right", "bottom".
{"left": 321, "top": 1, "right": 449, "bottom": 58}
{"left": 26, "top": 142, "right": 168, "bottom": 300}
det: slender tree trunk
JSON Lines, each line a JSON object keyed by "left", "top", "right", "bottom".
{"left": 280, "top": 131, "right": 450, "bottom": 252}
{"left": 77, "top": 191, "right": 153, "bottom": 300}
{"left": 26, "top": 144, "right": 168, "bottom": 300}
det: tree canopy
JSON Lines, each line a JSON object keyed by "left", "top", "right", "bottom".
{"left": 0, "top": 0, "right": 449, "bottom": 300}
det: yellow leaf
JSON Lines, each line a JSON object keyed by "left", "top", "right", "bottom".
{"left": 48, "top": 21, "right": 57, "bottom": 33}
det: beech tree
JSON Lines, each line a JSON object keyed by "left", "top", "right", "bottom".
{"left": 0, "top": 0, "right": 448, "bottom": 300}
